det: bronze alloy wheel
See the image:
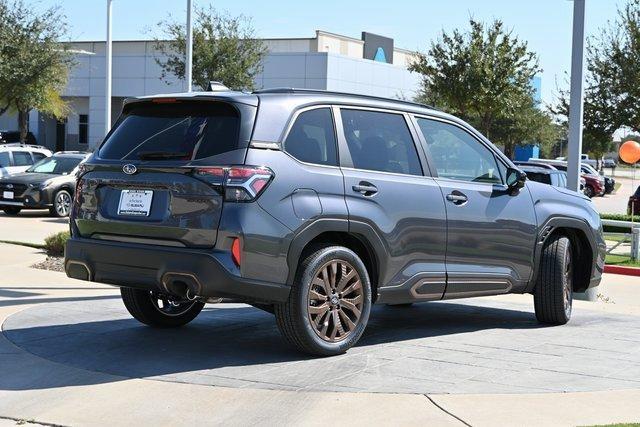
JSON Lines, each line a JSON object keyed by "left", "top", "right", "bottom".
{"left": 564, "top": 247, "right": 573, "bottom": 317}
{"left": 307, "top": 260, "right": 364, "bottom": 342}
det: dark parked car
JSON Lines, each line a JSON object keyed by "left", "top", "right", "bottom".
{"left": 514, "top": 161, "right": 588, "bottom": 194}
{"left": 0, "top": 152, "right": 88, "bottom": 217}
{"left": 519, "top": 165, "right": 568, "bottom": 188}
{"left": 629, "top": 185, "right": 640, "bottom": 216}
{"left": 64, "top": 88, "right": 605, "bottom": 356}
{"left": 0, "top": 130, "right": 37, "bottom": 145}
{"left": 532, "top": 160, "right": 605, "bottom": 198}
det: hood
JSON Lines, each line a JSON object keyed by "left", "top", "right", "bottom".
{"left": 0, "top": 172, "right": 67, "bottom": 186}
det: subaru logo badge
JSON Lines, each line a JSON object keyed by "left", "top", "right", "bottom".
{"left": 122, "top": 164, "right": 137, "bottom": 175}
{"left": 6, "top": 184, "right": 13, "bottom": 189}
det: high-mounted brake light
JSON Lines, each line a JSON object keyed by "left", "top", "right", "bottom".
{"left": 193, "top": 165, "right": 273, "bottom": 202}
{"left": 151, "top": 98, "right": 178, "bottom": 103}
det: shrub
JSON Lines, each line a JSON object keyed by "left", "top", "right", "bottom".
{"left": 600, "top": 213, "right": 639, "bottom": 222}
{"left": 44, "top": 231, "right": 70, "bottom": 257}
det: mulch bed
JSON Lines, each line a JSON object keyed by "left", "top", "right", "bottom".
{"left": 31, "top": 256, "right": 64, "bottom": 272}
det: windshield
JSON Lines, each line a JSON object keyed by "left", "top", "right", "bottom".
{"left": 99, "top": 101, "right": 241, "bottom": 161}
{"left": 581, "top": 164, "right": 599, "bottom": 175}
{"left": 27, "top": 156, "right": 82, "bottom": 174}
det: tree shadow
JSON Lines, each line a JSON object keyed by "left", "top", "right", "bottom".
{"left": 0, "top": 299, "right": 551, "bottom": 392}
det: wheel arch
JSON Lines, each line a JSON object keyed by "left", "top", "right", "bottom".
{"left": 531, "top": 216, "right": 597, "bottom": 293}
{"left": 286, "top": 219, "right": 387, "bottom": 302}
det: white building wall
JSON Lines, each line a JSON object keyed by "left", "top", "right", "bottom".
{"left": 254, "top": 53, "right": 328, "bottom": 90}
{"left": 3, "top": 36, "right": 421, "bottom": 150}
{"left": 325, "top": 53, "right": 420, "bottom": 100}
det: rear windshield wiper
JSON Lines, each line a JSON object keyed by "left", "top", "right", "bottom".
{"left": 137, "top": 151, "right": 190, "bottom": 160}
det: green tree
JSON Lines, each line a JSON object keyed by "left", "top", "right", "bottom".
{"left": 153, "top": 6, "right": 267, "bottom": 91}
{"left": 553, "top": 0, "right": 640, "bottom": 159}
{"left": 0, "top": 0, "right": 72, "bottom": 142}
{"left": 409, "top": 19, "right": 549, "bottom": 158}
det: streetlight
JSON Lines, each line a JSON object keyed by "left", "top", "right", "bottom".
{"left": 105, "top": 0, "right": 113, "bottom": 136}
{"left": 186, "top": 0, "right": 193, "bottom": 92}
{"left": 567, "top": 0, "right": 586, "bottom": 192}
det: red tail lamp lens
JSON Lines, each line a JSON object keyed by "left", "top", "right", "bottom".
{"left": 231, "top": 238, "right": 241, "bottom": 267}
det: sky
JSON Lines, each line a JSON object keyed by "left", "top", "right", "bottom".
{"left": 30, "top": 0, "right": 626, "bottom": 105}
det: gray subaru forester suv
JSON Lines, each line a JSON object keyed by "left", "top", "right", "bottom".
{"left": 65, "top": 88, "right": 605, "bottom": 356}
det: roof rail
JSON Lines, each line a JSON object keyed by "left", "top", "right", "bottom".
{"left": 252, "top": 88, "right": 436, "bottom": 110}
{"left": 0, "top": 142, "right": 47, "bottom": 150}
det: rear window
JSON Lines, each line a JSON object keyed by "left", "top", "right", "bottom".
{"left": 99, "top": 102, "right": 241, "bottom": 161}
{"left": 525, "top": 171, "right": 551, "bottom": 185}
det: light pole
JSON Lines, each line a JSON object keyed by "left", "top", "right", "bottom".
{"left": 105, "top": 0, "right": 113, "bottom": 136}
{"left": 567, "top": 0, "right": 586, "bottom": 192}
{"left": 186, "top": 0, "right": 193, "bottom": 92}
{"left": 568, "top": 0, "right": 597, "bottom": 301}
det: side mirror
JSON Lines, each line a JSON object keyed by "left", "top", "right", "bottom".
{"left": 506, "top": 167, "right": 526, "bottom": 191}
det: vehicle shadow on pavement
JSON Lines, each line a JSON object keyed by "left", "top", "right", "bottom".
{"left": 0, "top": 299, "right": 546, "bottom": 391}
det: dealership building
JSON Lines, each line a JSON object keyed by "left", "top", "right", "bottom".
{"left": 0, "top": 30, "right": 421, "bottom": 151}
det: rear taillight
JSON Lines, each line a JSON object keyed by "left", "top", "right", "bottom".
{"left": 193, "top": 165, "right": 273, "bottom": 202}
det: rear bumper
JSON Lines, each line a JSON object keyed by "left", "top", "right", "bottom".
{"left": 65, "top": 237, "right": 291, "bottom": 303}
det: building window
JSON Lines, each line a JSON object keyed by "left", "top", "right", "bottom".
{"left": 79, "top": 114, "right": 89, "bottom": 144}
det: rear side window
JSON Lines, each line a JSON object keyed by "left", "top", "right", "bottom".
{"left": 99, "top": 102, "right": 241, "bottom": 161}
{"left": 284, "top": 108, "right": 337, "bottom": 166}
{"left": 0, "top": 152, "right": 10, "bottom": 167}
{"left": 340, "top": 109, "right": 422, "bottom": 176}
{"left": 13, "top": 151, "right": 33, "bottom": 166}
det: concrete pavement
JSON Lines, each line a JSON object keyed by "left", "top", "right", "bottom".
{"left": 0, "top": 210, "right": 68, "bottom": 246}
{"left": 0, "top": 243, "right": 639, "bottom": 426}
{"left": 592, "top": 176, "right": 636, "bottom": 215}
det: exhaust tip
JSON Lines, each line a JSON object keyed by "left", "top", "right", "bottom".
{"left": 66, "top": 261, "right": 91, "bottom": 281}
{"left": 161, "top": 272, "right": 202, "bottom": 299}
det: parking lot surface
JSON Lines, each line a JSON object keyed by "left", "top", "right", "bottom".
{"left": 1, "top": 245, "right": 640, "bottom": 426}
{"left": 5, "top": 294, "right": 640, "bottom": 394}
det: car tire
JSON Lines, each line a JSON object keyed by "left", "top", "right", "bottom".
{"left": 275, "top": 245, "right": 372, "bottom": 356}
{"left": 51, "top": 189, "right": 72, "bottom": 217}
{"left": 534, "top": 235, "right": 573, "bottom": 325}
{"left": 584, "top": 185, "right": 594, "bottom": 198}
{"left": 2, "top": 207, "right": 21, "bottom": 216}
{"left": 120, "top": 287, "right": 204, "bottom": 328}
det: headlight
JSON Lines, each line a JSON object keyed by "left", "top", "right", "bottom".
{"left": 29, "top": 182, "right": 50, "bottom": 190}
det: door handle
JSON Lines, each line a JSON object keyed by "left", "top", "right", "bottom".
{"left": 352, "top": 182, "right": 378, "bottom": 196}
{"left": 446, "top": 192, "right": 468, "bottom": 205}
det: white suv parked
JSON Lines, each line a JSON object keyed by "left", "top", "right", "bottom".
{"left": 0, "top": 144, "right": 53, "bottom": 177}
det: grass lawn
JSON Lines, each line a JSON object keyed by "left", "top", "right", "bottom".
{"left": 606, "top": 253, "right": 640, "bottom": 268}
{"left": 584, "top": 424, "right": 640, "bottom": 427}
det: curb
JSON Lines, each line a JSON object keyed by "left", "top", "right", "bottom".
{"left": 604, "top": 264, "right": 640, "bottom": 277}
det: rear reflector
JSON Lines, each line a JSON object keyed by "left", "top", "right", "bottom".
{"left": 231, "top": 238, "right": 241, "bottom": 267}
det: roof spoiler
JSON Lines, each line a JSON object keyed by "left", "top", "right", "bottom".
{"left": 207, "top": 81, "right": 229, "bottom": 92}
